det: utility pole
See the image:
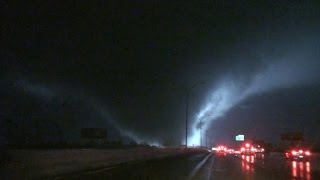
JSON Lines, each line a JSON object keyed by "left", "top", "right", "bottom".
{"left": 200, "top": 118, "right": 202, "bottom": 148}
{"left": 205, "top": 131, "right": 208, "bottom": 149}
{"left": 185, "top": 91, "right": 189, "bottom": 148}
{"left": 185, "top": 81, "right": 205, "bottom": 148}
{"left": 199, "top": 115, "right": 210, "bottom": 148}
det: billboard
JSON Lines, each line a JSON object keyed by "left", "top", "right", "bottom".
{"left": 235, "top": 134, "right": 244, "bottom": 141}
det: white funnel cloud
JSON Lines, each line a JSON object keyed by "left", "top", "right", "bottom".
{"left": 189, "top": 54, "right": 320, "bottom": 146}
{"left": 13, "top": 78, "right": 153, "bottom": 144}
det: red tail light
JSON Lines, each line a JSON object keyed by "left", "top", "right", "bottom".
{"left": 305, "top": 151, "right": 311, "bottom": 156}
{"left": 291, "top": 150, "right": 297, "bottom": 155}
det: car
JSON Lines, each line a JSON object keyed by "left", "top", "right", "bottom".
{"left": 285, "top": 149, "right": 311, "bottom": 161}
{"left": 227, "top": 148, "right": 235, "bottom": 154}
{"left": 240, "top": 143, "right": 256, "bottom": 155}
{"left": 254, "top": 145, "right": 265, "bottom": 153}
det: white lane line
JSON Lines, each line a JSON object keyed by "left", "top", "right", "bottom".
{"left": 187, "top": 153, "right": 212, "bottom": 180}
{"left": 206, "top": 155, "right": 215, "bottom": 180}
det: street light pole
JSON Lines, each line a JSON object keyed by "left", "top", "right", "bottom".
{"left": 207, "top": 132, "right": 209, "bottom": 148}
{"left": 185, "top": 81, "right": 205, "bottom": 148}
{"left": 200, "top": 118, "right": 202, "bottom": 148}
{"left": 185, "top": 90, "right": 189, "bottom": 148}
{"left": 199, "top": 115, "right": 210, "bottom": 148}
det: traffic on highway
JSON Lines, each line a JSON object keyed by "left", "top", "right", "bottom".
{"left": 54, "top": 146, "right": 319, "bottom": 180}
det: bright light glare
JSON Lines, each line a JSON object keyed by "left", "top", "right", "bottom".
{"left": 305, "top": 151, "right": 311, "bottom": 156}
{"left": 292, "top": 150, "right": 297, "bottom": 155}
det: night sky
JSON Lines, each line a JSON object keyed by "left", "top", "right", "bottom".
{"left": 2, "top": 1, "right": 320, "bottom": 146}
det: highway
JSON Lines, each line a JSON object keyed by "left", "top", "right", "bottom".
{"left": 55, "top": 151, "right": 320, "bottom": 180}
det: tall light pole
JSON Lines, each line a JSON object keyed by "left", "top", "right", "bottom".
{"left": 199, "top": 115, "right": 210, "bottom": 148}
{"left": 185, "top": 82, "right": 205, "bottom": 148}
{"left": 185, "top": 90, "right": 189, "bottom": 147}
{"left": 200, "top": 118, "right": 202, "bottom": 147}
{"left": 207, "top": 131, "right": 209, "bottom": 148}
{"left": 205, "top": 131, "right": 209, "bottom": 149}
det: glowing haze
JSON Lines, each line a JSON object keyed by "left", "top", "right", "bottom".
{"left": 13, "top": 78, "right": 156, "bottom": 144}
{"left": 189, "top": 51, "right": 320, "bottom": 146}
{"left": 12, "top": 45, "right": 320, "bottom": 147}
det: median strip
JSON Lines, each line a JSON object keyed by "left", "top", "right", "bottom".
{"left": 187, "top": 153, "right": 212, "bottom": 180}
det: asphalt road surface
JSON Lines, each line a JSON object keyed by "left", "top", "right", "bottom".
{"left": 54, "top": 152, "right": 320, "bottom": 180}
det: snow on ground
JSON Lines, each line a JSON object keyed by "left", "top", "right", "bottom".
{"left": 0, "top": 147, "right": 194, "bottom": 179}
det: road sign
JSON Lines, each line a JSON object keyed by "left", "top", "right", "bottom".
{"left": 235, "top": 134, "right": 244, "bottom": 141}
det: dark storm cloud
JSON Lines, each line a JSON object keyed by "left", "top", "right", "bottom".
{"left": 2, "top": 1, "right": 320, "bottom": 145}
{"left": 190, "top": 33, "right": 320, "bottom": 145}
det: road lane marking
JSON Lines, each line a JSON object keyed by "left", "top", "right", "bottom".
{"left": 206, "top": 155, "right": 215, "bottom": 180}
{"left": 187, "top": 153, "right": 212, "bottom": 180}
